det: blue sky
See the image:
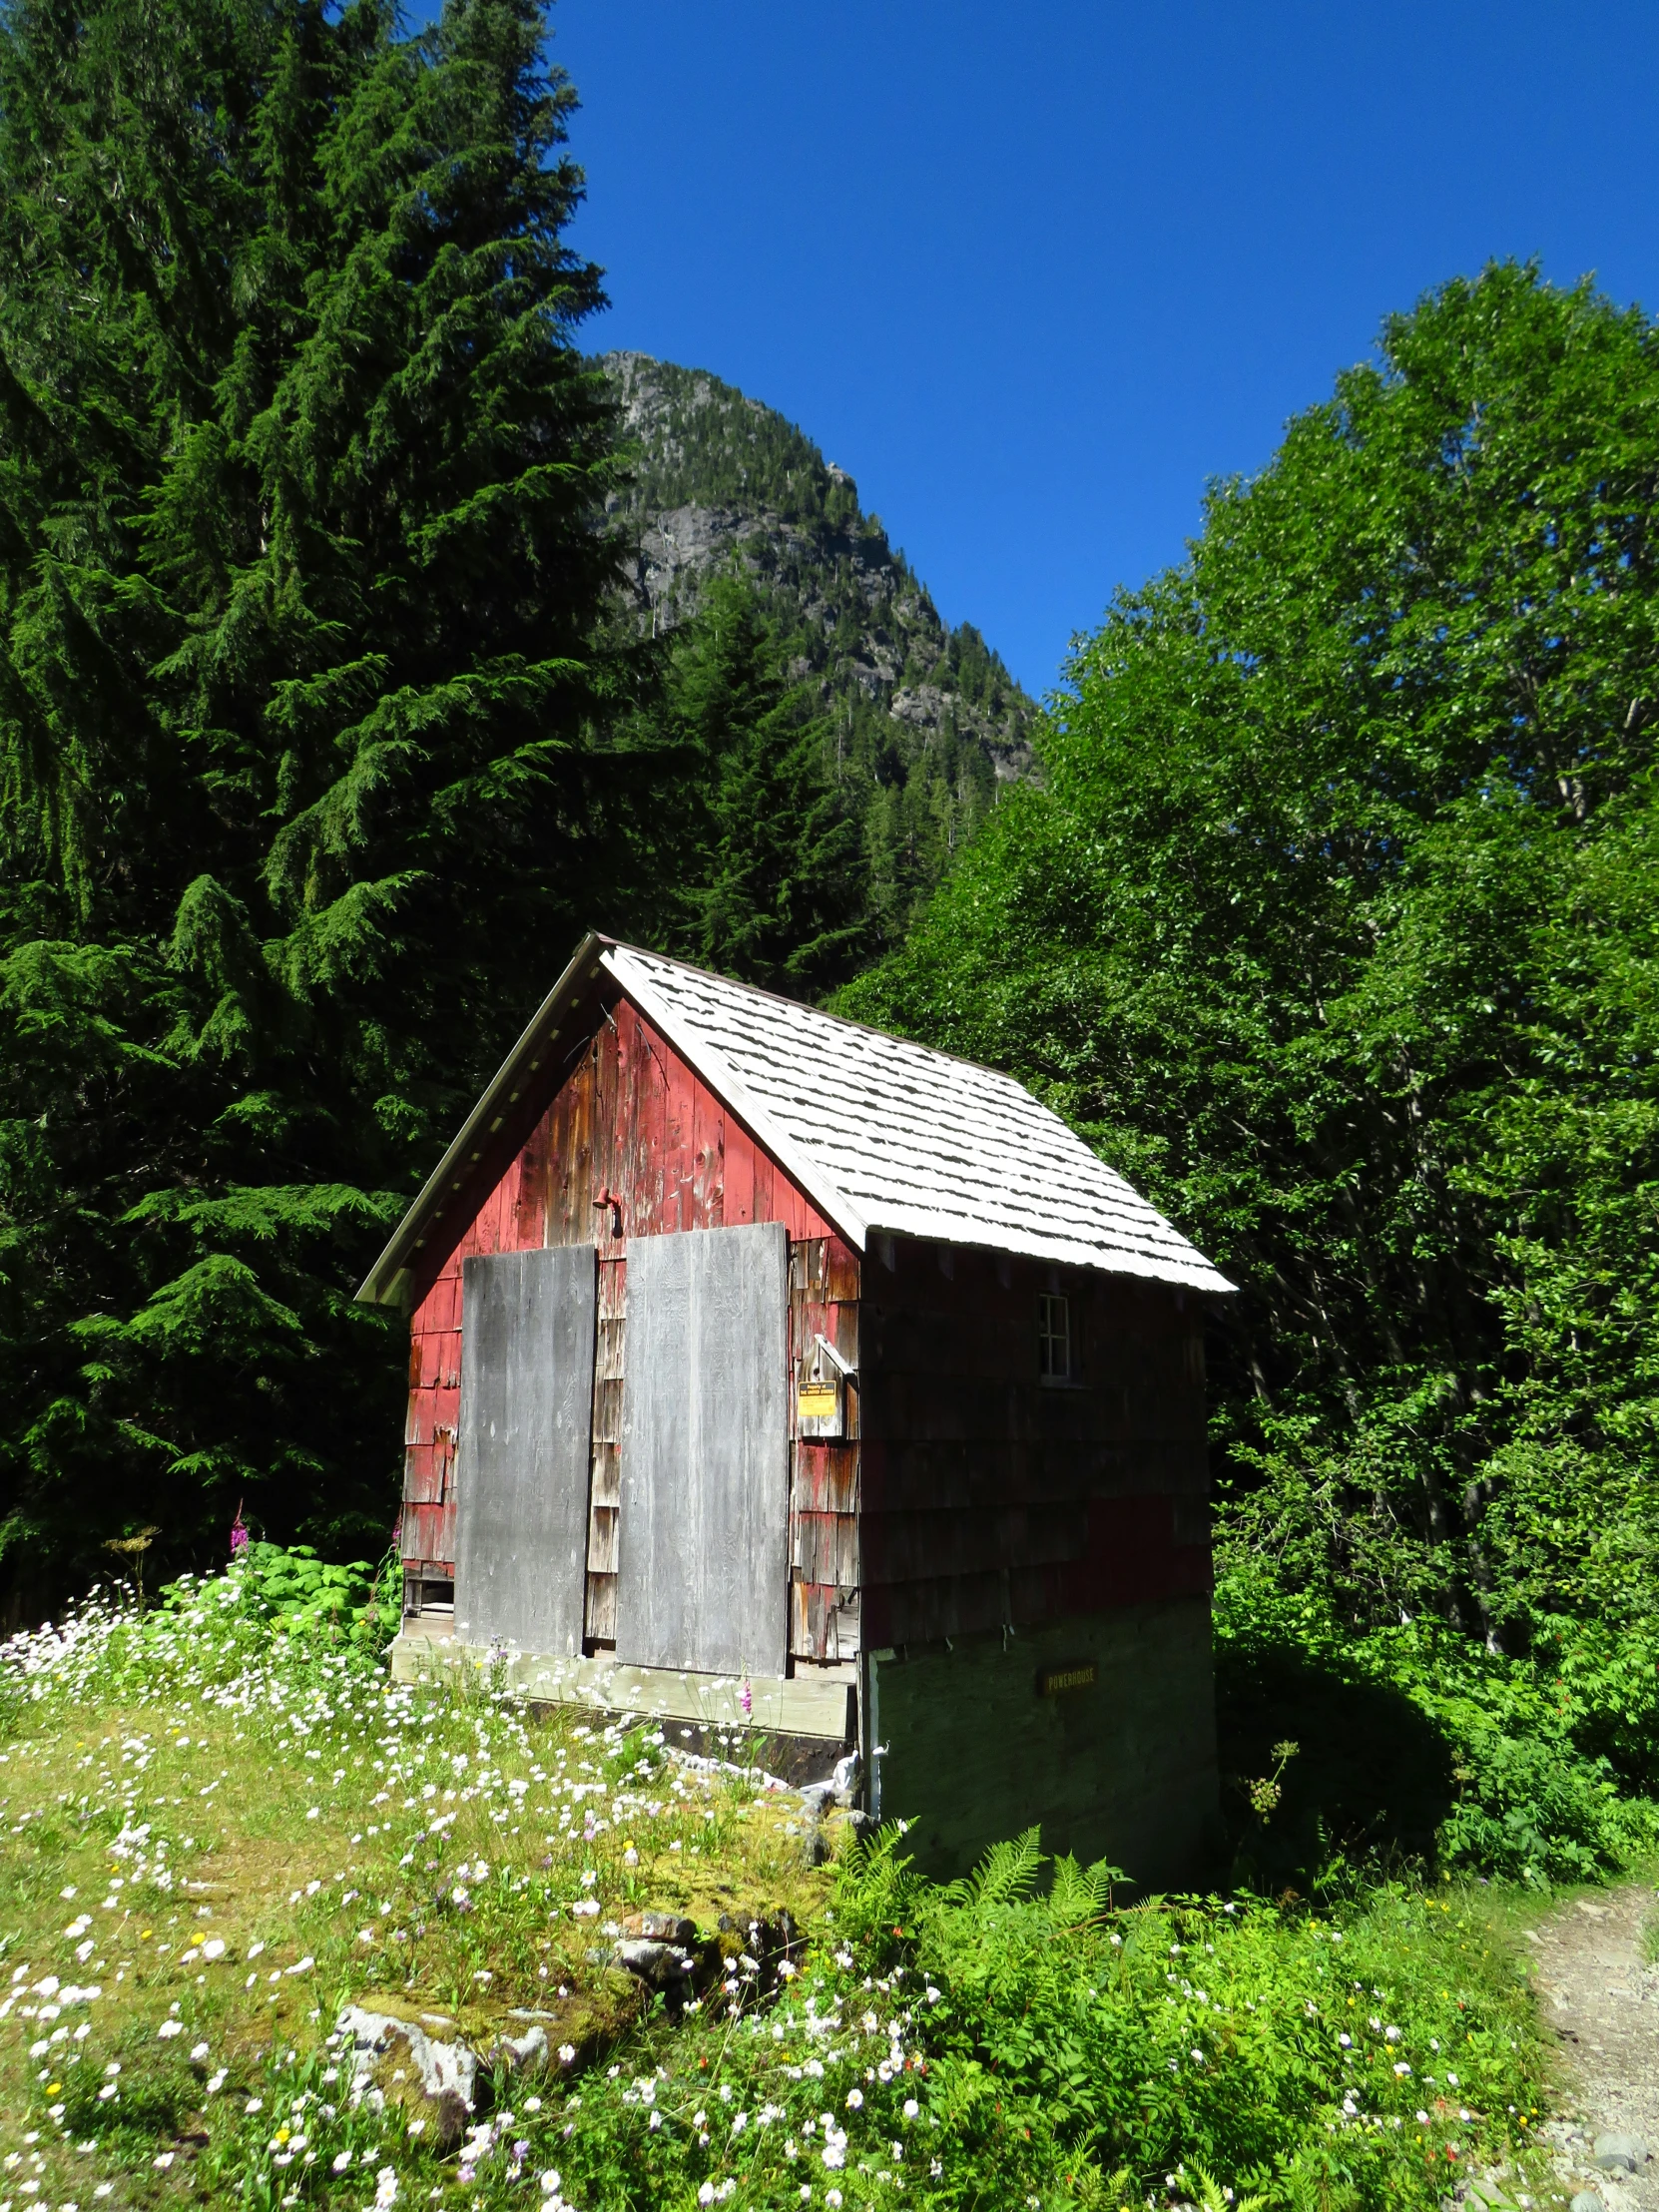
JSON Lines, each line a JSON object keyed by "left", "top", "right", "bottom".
{"left": 536, "top": 1, "right": 1659, "bottom": 700}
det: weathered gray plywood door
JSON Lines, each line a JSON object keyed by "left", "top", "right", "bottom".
{"left": 455, "top": 1246, "right": 597, "bottom": 1656}
{"left": 616, "top": 1223, "right": 790, "bottom": 1677}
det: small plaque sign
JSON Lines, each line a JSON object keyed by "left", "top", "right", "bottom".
{"left": 798, "top": 1382, "right": 839, "bottom": 1421}
{"left": 1037, "top": 1660, "right": 1098, "bottom": 1698}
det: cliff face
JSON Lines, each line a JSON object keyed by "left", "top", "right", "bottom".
{"left": 602, "top": 352, "right": 1036, "bottom": 793}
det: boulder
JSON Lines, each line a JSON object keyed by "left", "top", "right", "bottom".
{"left": 487, "top": 2022, "right": 549, "bottom": 2075}
{"left": 1592, "top": 2133, "right": 1648, "bottom": 2173}
{"left": 612, "top": 1937, "right": 699, "bottom": 1990}
{"left": 335, "top": 2004, "right": 476, "bottom": 2146}
{"left": 619, "top": 1911, "right": 698, "bottom": 1946}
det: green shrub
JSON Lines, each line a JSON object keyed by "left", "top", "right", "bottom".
{"left": 239, "top": 1538, "right": 397, "bottom": 1650}
{"left": 791, "top": 1831, "right": 1538, "bottom": 2209}
{"left": 1216, "top": 1573, "right": 1659, "bottom": 1888}
{"left": 0, "top": 1540, "right": 397, "bottom": 1721}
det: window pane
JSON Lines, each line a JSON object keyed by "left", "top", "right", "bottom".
{"left": 1038, "top": 1292, "right": 1070, "bottom": 1380}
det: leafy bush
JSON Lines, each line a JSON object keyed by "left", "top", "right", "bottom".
{"left": 0, "top": 1541, "right": 396, "bottom": 1727}
{"left": 238, "top": 1539, "right": 396, "bottom": 1649}
{"left": 1216, "top": 1570, "right": 1659, "bottom": 1888}
{"left": 814, "top": 1831, "right": 1544, "bottom": 2210}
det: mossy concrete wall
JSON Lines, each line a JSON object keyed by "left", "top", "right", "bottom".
{"left": 868, "top": 1599, "right": 1219, "bottom": 1887}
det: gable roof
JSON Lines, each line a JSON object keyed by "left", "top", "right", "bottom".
{"left": 354, "top": 932, "right": 1235, "bottom": 1305}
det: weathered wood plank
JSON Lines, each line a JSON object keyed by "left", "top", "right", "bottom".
{"left": 584, "top": 1571, "right": 617, "bottom": 1641}
{"left": 401, "top": 1498, "right": 456, "bottom": 1570}
{"left": 587, "top": 1502, "right": 619, "bottom": 1573}
{"left": 403, "top": 1444, "right": 444, "bottom": 1505}
{"left": 454, "top": 1245, "right": 597, "bottom": 1657}
{"left": 616, "top": 1223, "right": 790, "bottom": 1676}
{"left": 584, "top": 1256, "right": 626, "bottom": 1645}
{"left": 794, "top": 1442, "right": 860, "bottom": 1514}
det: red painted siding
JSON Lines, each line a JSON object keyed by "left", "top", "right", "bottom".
{"left": 399, "top": 988, "right": 859, "bottom": 1664}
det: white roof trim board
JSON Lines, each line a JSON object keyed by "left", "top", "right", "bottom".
{"left": 603, "top": 945, "right": 1234, "bottom": 1295}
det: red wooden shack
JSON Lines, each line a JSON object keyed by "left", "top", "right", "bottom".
{"left": 356, "top": 932, "right": 1235, "bottom": 1882}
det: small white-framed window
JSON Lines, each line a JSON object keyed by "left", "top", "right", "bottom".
{"left": 1038, "top": 1292, "right": 1071, "bottom": 1382}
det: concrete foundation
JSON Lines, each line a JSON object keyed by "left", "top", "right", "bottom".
{"left": 867, "top": 1599, "right": 1219, "bottom": 1888}
{"left": 388, "top": 1628, "right": 854, "bottom": 1744}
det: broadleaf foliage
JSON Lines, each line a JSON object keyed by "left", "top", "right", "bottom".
{"left": 845, "top": 263, "right": 1659, "bottom": 1783}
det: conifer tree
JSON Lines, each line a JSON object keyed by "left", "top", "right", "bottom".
{"left": 664, "top": 573, "right": 867, "bottom": 997}
{"left": 0, "top": 0, "right": 632, "bottom": 1611}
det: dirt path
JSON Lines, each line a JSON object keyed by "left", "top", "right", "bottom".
{"left": 1524, "top": 1884, "right": 1659, "bottom": 2209}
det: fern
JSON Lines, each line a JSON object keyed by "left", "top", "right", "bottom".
{"left": 1188, "top": 2166, "right": 1270, "bottom": 2212}
{"left": 1048, "top": 1853, "right": 1127, "bottom": 1929}
{"left": 949, "top": 1826, "right": 1045, "bottom": 1910}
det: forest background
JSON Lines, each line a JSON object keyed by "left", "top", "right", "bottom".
{"left": 1, "top": 0, "right": 1657, "bottom": 1884}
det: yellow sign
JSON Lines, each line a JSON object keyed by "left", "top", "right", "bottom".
{"left": 798, "top": 1382, "right": 838, "bottom": 1420}
{"left": 1037, "top": 1661, "right": 1098, "bottom": 1698}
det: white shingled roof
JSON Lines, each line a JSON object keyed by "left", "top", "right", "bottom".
{"left": 604, "top": 945, "right": 1234, "bottom": 1294}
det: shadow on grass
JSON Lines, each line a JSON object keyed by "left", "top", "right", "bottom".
{"left": 1216, "top": 1635, "right": 1455, "bottom": 1892}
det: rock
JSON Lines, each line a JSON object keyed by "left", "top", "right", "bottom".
{"left": 488, "top": 2022, "right": 548, "bottom": 2074}
{"left": 1569, "top": 2193, "right": 1606, "bottom": 2212}
{"left": 604, "top": 1931, "right": 707, "bottom": 2016}
{"left": 619, "top": 1911, "right": 697, "bottom": 1946}
{"left": 800, "top": 1757, "right": 864, "bottom": 1864}
{"left": 334, "top": 2005, "right": 476, "bottom": 2146}
{"left": 1592, "top": 2132, "right": 1648, "bottom": 2171}
{"left": 611, "top": 1938, "right": 699, "bottom": 1991}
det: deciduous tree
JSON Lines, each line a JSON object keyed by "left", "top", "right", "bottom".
{"left": 845, "top": 264, "right": 1659, "bottom": 1678}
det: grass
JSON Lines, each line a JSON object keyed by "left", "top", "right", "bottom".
{"left": 0, "top": 1560, "right": 1579, "bottom": 2211}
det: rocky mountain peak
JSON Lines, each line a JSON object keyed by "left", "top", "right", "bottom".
{"left": 599, "top": 351, "right": 1035, "bottom": 787}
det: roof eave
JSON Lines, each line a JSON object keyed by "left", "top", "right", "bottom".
{"left": 858, "top": 1215, "right": 1237, "bottom": 1295}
